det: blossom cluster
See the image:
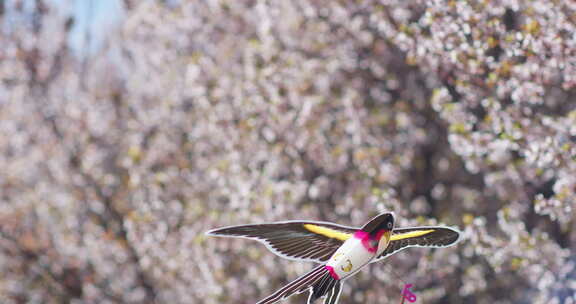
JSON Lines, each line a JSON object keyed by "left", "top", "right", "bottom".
{"left": 0, "top": 1, "right": 574, "bottom": 303}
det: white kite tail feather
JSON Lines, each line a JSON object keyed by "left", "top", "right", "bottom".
{"left": 256, "top": 265, "right": 333, "bottom": 304}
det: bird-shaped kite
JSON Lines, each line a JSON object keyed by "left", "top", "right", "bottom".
{"left": 206, "top": 212, "right": 460, "bottom": 304}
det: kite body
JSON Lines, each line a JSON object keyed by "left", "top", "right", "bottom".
{"left": 325, "top": 229, "right": 391, "bottom": 280}
{"left": 206, "top": 212, "right": 460, "bottom": 304}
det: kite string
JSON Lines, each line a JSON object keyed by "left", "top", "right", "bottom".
{"left": 379, "top": 264, "right": 414, "bottom": 304}
{"left": 381, "top": 263, "right": 409, "bottom": 285}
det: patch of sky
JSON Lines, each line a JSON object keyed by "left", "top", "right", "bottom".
{"left": 3, "top": 0, "right": 124, "bottom": 57}
{"left": 52, "top": 0, "right": 125, "bottom": 58}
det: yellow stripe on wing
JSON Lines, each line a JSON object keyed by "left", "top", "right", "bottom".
{"left": 303, "top": 224, "right": 352, "bottom": 241}
{"left": 390, "top": 229, "right": 435, "bottom": 241}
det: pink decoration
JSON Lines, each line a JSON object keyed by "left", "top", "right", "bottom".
{"left": 325, "top": 266, "right": 340, "bottom": 280}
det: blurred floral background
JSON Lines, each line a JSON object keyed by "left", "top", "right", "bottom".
{"left": 1, "top": 0, "right": 575, "bottom": 303}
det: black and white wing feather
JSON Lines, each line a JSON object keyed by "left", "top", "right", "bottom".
{"left": 374, "top": 226, "right": 460, "bottom": 261}
{"left": 206, "top": 221, "right": 357, "bottom": 263}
